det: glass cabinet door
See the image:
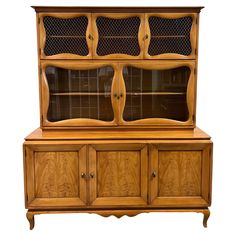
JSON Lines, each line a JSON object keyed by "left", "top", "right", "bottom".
{"left": 92, "top": 13, "right": 145, "bottom": 59}
{"left": 144, "top": 13, "right": 197, "bottom": 59}
{"left": 39, "top": 13, "right": 92, "bottom": 59}
{"left": 120, "top": 62, "right": 195, "bottom": 126}
{"left": 41, "top": 62, "right": 119, "bottom": 127}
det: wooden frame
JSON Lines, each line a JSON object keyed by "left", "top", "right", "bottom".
{"left": 24, "top": 144, "right": 87, "bottom": 208}
{"left": 144, "top": 13, "right": 198, "bottom": 59}
{"left": 39, "top": 13, "right": 93, "bottom": 59}
{"left": 149, "top": 142, "right": 213, "bottom": 207}
{"left": 88, "top": 144, "right": 148, "bottom": 206}
{"left": 92, "top": 13, "right": 145, "bottom": 59}
{"left": 119, "top": 60, "right": 196, "bottom": 127}
{"left": 40, "top": 60, "right": 120, "bottom": 127}
{"left": 25, "top": 6, "right": 212, "bottom": 230}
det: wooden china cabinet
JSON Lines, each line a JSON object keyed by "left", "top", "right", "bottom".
{"left": 23, "top": 6, "right": 213, "bottom": 229}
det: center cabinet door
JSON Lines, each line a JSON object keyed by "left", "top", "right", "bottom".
{"left": 92, "top": 13, "right": 145, "bottom": 59}
{"left": 41, "top": 61, "right": 120, "bottom": 127}
{"left": 88, "top": 144, "right": 148, "bottom": 206}
{"left": 119, "top": 61, "right": 196, "bottom": 127}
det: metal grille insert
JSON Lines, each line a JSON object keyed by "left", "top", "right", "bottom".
{"left": 148, "top": 16, "right": 192, "bottom": 56}
{"left": 43, "top": 16, "right": 89, "bottom": 56}
{"left": 96, "top": 16, "right": 141, "bottom": 56}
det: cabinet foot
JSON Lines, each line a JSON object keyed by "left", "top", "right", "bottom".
{"left": 26, "top": 211, "right": 35, "bottom": 230}
{"left": 202, "top": 209, "right": 210, "bottom": 228}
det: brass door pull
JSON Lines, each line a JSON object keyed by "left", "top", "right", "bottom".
{"left": 143, "top": 34, "right": 149, "bottom": 40}
{"left": 88, "top": 34, "right": 94, "bottom": 40}
{"left": 90, "top": 173, "right": 95, "bottom": 178}
{"left": 152, "top": 171, "right": 157, "bottom": 178}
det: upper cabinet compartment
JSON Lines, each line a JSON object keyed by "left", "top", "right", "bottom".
{"left": 144, "top": 13, "right": 197, "bottom": 59}
{"left": 92, "top": 14, "right": 145, "bottom": 59}
{"left": 39, "top": 13, "right": 92, "bottom": 59}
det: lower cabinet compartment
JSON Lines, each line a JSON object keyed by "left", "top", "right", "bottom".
{"left": 149, "top": 143, "right": 212, "bottom": 207}
{"left": 24, "top": 139, "right": 212, "bottom": 229}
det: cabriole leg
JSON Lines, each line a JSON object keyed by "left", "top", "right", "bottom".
{"left": 26, "top": 211, "right": 35, "bottom": 230}
{"left": 203, "top": 209, "right": 210, "bottom": 228}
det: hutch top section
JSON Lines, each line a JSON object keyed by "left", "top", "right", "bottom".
{"left": 33, "top": 7, "right": 203, "bottom": 129}
{"left": 32, "top": 6, "right": 204, "bottom": 13}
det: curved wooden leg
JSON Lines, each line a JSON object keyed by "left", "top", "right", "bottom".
{"left": 26, "top": 211, "right": 35, "bottom": 230}
{"left": 203, "top": 209, "right": 210, "bottom": 228}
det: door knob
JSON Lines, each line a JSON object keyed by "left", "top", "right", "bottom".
{"left": 143, "top": 34, "right": 149, "bottom": 40}
{"left": 90, "top": 173, "right": 95, "bottom": 178}
{"left": 88, "top": 34, "right": 94, "bottom": 40}
{"left": 152, "top": 171, "right": 157, "bottom": 178}
{"left": 81, "top": 173, "right": 86, "bottom": 178}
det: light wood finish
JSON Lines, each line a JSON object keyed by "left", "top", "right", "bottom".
{"left": 26, "top": 207, "right": 209, "bottom": 230}
{"left": 24, "top": 6, "right": 212, "bottom": 229}
{"left": 40, "top": 60, "right": 195, "bottom": 129}
{"left": 25, "top": 127, "right": 211, "bottom": 141}
{"left": 88, "top": 144, "right": 148, "bottom": 206}
{"left": 144, "top": 13, "right": 197, "bottom": 59}
{"left": 149, "top": 142, "right": 212, "bottom": 207}
{"left": 40, "top": 60, "right": 119, "bottom": 127}
{"left": 24, "top": 144, "right": 87, "bottom": 208}
{"left": 92, "top": 13, "right": 145, "bottom": 59}
{"left": 39, "top": 13, "right": 92, "bottom": 59}
{"left": 119, "top": 61, "right": 195, "bottom": 127}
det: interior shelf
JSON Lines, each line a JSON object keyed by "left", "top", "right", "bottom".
{"left": 151, "top": 35, "right": 186, "bottom": 38}
{"left": 126, "top": 92, "right": 186, "bottom": 96}
{"left": 51, "top": 92, "right": 111, "bottom": 96}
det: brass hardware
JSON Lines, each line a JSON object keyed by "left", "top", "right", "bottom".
{"left": 120, "top": 93, "right": 123, "bottom": 98}
{"left": 114, "top": 93, "right": 117, "bottom": 98}
{"left": 90, "top": 173, "right": 94, "bottom": 178}
{"left": 81, "top": 173, "right": 86, "bottom": 178}
{"left": 143, "top": 34, "right": 148, "bottom": 40}
{"left": 88, "top": 34, "right": 94, "bottom": 40}
{"left": 152, "top": 171, "right": 157, "bottom": 178}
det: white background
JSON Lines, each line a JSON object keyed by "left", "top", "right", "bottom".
{"left": 0, "top": 0, "right": 235, "bottom": 235}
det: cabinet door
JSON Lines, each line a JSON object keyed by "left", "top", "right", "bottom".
{"left": 144, "top": 13, "right": 197, "bottom": 59}
{"left": 88, "top": 144, "right": 148, "bottom": 206}
{"left": 149, "top": 142, "right": 212, "bottom": 207}
{"left": 41, "top": 61, "right": 120, "bottom": 127}
{"left": 92, "top": 13, "right": 145, "bottom": 59}
{"left": 24, "top": 144, "right": 87, "bottom": 208}
{"left": 39, "top": 13, "right": 92, "bottom": 59}
{"left": 119, "top": 61, "right": 195, "bottom": 127}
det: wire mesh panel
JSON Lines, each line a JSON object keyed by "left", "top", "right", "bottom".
{"left": 96, "top": 16, "right": 141, "bottom": 56}
{"left": 148, "top": 16, "right": 192, "bottom": 56}
{"left": 43, "top": 16, "right": 89, "bottom": 56}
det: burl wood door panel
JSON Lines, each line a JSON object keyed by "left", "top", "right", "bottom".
{"left": 88, "top": 144, "right": 148, "bottom": 206}
{"left": 149, "top": 142, "right": 212, "bottom": 207}
{"left": 24, "top": 144, "right": 87, "bottom": 208}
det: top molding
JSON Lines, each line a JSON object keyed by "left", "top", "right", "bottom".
{"left": 32, "top": 6, "right": 204, "bottom": 13}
